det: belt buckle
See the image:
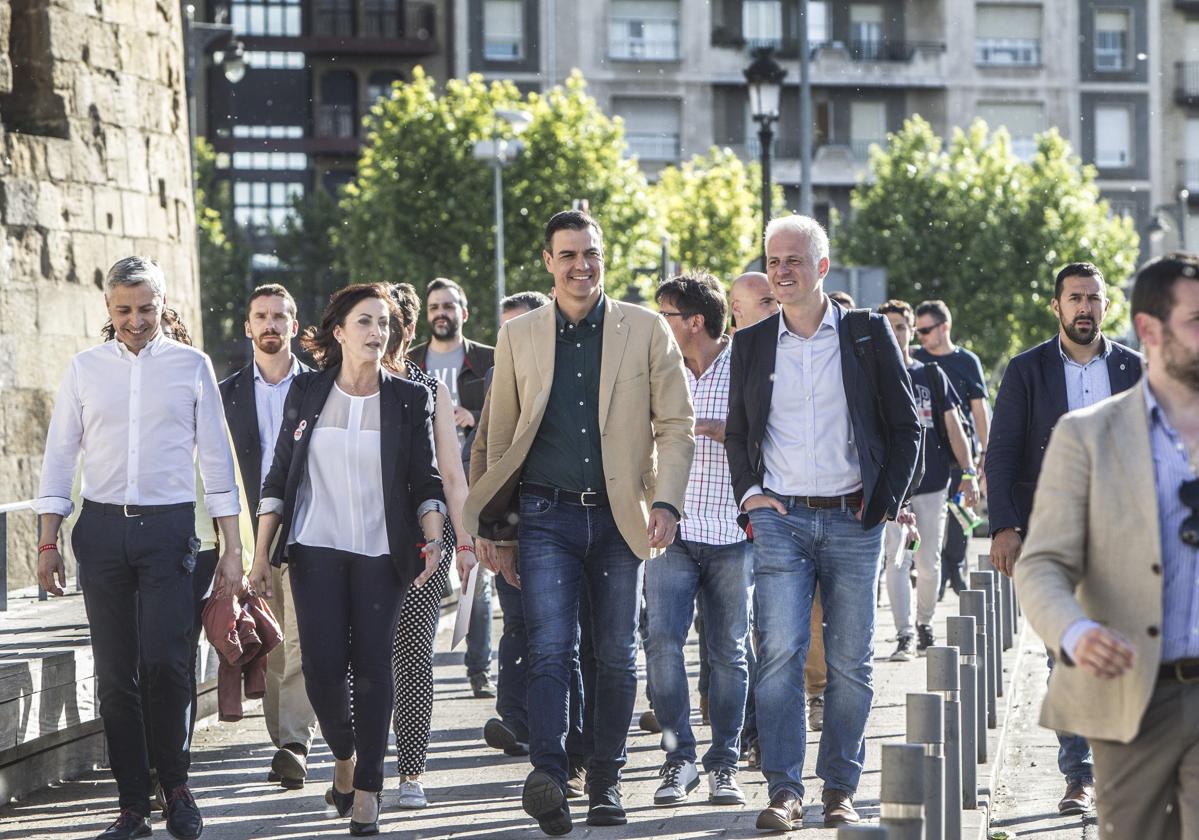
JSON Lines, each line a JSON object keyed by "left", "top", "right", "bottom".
{"left": 122, "top": 504, "right": 140, "bottom": 518}
{"left": 579, "top": 491, "right": 599, "bottom": 508}
{"left": 1175, "top": 661, "right": 1199, "bottom": 685}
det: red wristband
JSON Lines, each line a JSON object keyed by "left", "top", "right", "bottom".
{"left": 38, "top": 543, "right": 59, "bottom": 554}
{"left": 457, "top": 544, "right": 475, "bottom": 554}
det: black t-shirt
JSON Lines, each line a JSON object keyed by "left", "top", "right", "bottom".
{"left": 913, "top": 346, "right": 987, "bottom": 423}
{"left": 909, "top": 361, "right": 961, "bottom": 495}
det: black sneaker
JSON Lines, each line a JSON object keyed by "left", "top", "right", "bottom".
{"left": 890, "top": 635, "right": 916, "bottom": 662}
{"left": 483, "top": 717, "right": 530, "bottom": 756}
{"left": 586, "top": 778, "right": 626, "bottom": 827}
{"left": 469, "top": 672, "right": 497, "bottom": 698}
{"left": 164, "top": 785, "right": 203, "bottom": 840}
{"left": 916, "top": 624, "right": 935, "bottom": 655}
{"left": 522, "top": 770, "right": 572, "bottom": 836}
{"left": 97, "top": 809, "right": 151, "bottom": 840}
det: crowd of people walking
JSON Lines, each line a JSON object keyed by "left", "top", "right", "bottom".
{"left": 31, "top": 208, "right": 1199, "bottom": 840}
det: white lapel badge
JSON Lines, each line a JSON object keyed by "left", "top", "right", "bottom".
{"left": 294, "top": 419, "right": 308, "bottom": 442}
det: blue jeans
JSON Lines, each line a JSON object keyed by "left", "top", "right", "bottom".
{"left": 645, "top": 539, "right": 752, "bottom": 771}
{"left": 1047, "top": 651, "right": 1095, "bottom": 784}
{"left": 465, "top": 570, "right": 494, "bottom": 677}
{"left": 748, "top": 498, "right": 884, "bottom": 798}
{"left": 518, "top": 494, "right": 643, "bottom": 785}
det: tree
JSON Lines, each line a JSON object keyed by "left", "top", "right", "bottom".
{"left": 273, "top": 188, "right": 348, "bottom": 329}
{"left": 836, "top": 116, "right": 1139, "bottom": 372}
{"left": 339, "top": 69, "right": 655, "bottom": 342}
{"left": 194, "top": 137, "right": 251, "bottom": 368}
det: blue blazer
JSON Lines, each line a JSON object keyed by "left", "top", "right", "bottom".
{"left": 986, "top": 335, "right": 1143, "bottom": 534}
{"left": 724, "top": 303, "right": 922, "bottom": 529}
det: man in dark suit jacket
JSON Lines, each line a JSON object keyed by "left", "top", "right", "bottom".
{"left": 724, "top": 215, "right": 920, "bottom": 832}
{"left": 218, "top": 284, "right": 317, "bottom": 791}
{"left": 987, "top": 262, "right": 1143, "bottom": 816}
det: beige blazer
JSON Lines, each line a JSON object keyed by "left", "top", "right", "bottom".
{"left": 463, "top": 296, "right": 694, "bottom": 560}
{"left": 1015, "top": 385, "right": 1163, "bottom": 744}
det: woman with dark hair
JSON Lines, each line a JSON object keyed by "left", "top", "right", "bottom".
{"left": 382, "top": 283, "right": 478, "bottom": 809}
{"left": 249, "top": 283, "right": 446, "bottom": 836}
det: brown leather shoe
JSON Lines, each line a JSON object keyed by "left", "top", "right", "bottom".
{"left": 1058, "top": 781, "right": 1095, "bottom": 815}
{"left": 756, "top": 790, "right": 803, "bottom": 832}
{"left": 822, "top": 788, "right": 860, "bottom": 826}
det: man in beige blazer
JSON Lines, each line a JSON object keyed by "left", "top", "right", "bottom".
{"left": 464, "top": 209, "right": 693, "bottom": 836}
{"left": 1016, "top": 252, "right": 1199, "bottom": 840}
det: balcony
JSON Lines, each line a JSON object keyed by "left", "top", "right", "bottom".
{"left": 1177, "top": 63, "right": 1199, "bottom": 105}
{"left": 248, "top": 1, "right": 438, "bottom": 56}
{"left": 1181, "top": 160, "right": 1199, "bottom": 193}
{"left": 626, "top": 132, "right": 680, "bottom": 161}
{"left": 711, "top": 33, "right": 947, "bottom": 87}
{"left": 976, "top": 38, "right": 1041, "bottom": 67}
{"left": 317, "top": 105, "right": 357, "bottom": 140}
{"left": 609, "top": 18, "right": 680, "bottom": 60}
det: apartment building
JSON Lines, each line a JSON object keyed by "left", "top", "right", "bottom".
{"left": 1161, "top": 0, "right": 1199, "bottom": 250}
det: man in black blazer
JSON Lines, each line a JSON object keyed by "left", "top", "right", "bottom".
{"left": 987, "top": 262, "right": 1142, "bottom": 815}
{"left": 218, "top": 284, "right": 316, "bottom": 791}
{"left": 725, "top": 215, "right": 920, "bottom": 831}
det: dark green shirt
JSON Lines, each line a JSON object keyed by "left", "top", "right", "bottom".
{"left": 522, "top": 295, "right": 607, "bottom": 493}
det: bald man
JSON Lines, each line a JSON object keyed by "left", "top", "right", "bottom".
{"left": 730, "top": 272, "right": 778, "bottom": 331}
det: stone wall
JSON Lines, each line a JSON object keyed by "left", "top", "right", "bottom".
{"left": 0, "top": 0, "right": 200, "bottom": 587}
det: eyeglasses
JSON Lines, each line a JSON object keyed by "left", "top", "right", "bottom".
{"left": 915, "top": 322, "right": 945, "bottom": 336}
{"left": 1181, "top": 478, "right": 1199, "bottom": 548}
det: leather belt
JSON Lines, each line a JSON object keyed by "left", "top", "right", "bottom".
{"left": 771, "top": 491, "right": 864, "bottom": 511}
{"left": 521, "top": 483, "right": 609, "bottom": 508}
{"left": 83, "top": 499, "right": 195, "bottom": 518}
{"left": 1159, "top": 659, "right": 1199, "bottom": 684}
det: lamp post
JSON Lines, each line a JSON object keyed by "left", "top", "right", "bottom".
{"left": 744, "top": 47, "right": 787, "bottom": 270}
{"left": 1147, "top": 188, "right": 1192, "bottom": 252}
{"left": 473, "top": 108, "right": 533, "bottom": 328}
{"left": 182, "top": 3, "right": 247, "bottom": 167}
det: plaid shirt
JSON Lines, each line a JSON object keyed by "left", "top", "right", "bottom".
{"left": 680, "top": 341, "right": 743, "bottom": 546}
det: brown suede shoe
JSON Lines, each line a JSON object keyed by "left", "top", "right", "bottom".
{"left": 1058, "top": 781, "right": 1095, "bottom": 815}
{"left": 756, "top": 790, "right": 803, "bottom": 832}
{"left": 822, "top": 788, "right": 859, "bottom": 826}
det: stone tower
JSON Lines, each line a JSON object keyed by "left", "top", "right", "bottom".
{"left": 0, "top": 0, "right": 201, "bottom": 587}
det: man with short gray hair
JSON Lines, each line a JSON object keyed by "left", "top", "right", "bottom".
{"left": 35, "top": 256, "right": 243, "bottom": 840}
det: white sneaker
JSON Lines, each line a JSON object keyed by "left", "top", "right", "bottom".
{"left": 397, "top": 779, "right": 427, "bottom": 809}
{"left": 708, "top": 767, "right": 745, "bottom": 805}
{"left": 654, "top": 759, "right": 700, "bottom": 805}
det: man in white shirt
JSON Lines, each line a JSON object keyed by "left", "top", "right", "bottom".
{"left": 35, "top": 257, "right": 243, "bottom": 840}
{"left": 219, "top": 284, "right": 316, "bottom": 791}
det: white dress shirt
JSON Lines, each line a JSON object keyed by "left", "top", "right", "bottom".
{"left": 34, "top": 334, "right": 240, "bottom": 518}
{"left": 253, "top": 356, "right": 301, "bottom": 491}
{"left": 289, "top": 385, "right": 389, "bottom": 557}
{"left": 742, "top": 300, "right": 862, "bottom": 504}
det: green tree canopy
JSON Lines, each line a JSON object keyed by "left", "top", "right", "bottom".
{"left": 195, "top": 137, "right": 251, "bottom": 370}
{"left": 836, "top": 116, "right": 1139, "bottom": 373}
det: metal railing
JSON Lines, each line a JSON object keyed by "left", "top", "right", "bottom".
{"left": 317, "top": 105, "right": 357, "bottom": 138}
{"left": 975, "top": 37, "right": 1041, "bottom": 67}
{"left": 850, "top": 138, "right": 885, "bottom": 159}
{"left": 1176, "top": 62, "right": 1199, "bottom": 101}
{"left": 626, "top": 132, "right": 680, "bottom": 161}
{"left": 726, "top": 33, "right": 946, "bottom": 62}
{"left": 609, "top": 17, "right": 680, "bottom": 60}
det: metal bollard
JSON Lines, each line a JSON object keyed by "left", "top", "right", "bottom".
{"left": 927, "top": 647, "right": 963, "bottom": 840}
{"left": 907, "top": 693, "right": 944, "bottom": 840}
{"left": 970, "top": 570, "right": 1003, "bottom": 711}
{"left": 978, "top": 553, "right": 1014, "bottom": 651}
{"left": 837, "top": 828, "right": 889, "bottom": 838}
{"left": 881, "top": 743, "right": 926, "bottom": 840}
{"left": 946, "top": 615, "right": 979, "bottom": 810}
{"left": 959, "top": 590, "right": 991, "bottom": 756}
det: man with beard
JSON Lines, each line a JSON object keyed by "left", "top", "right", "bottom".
{"left": 1015, "top": 253, "right": 1199, "bottom": 839}
{"left": 219, "top": 284, "right": 318, "bottom": 790}
{"left": 409, "top": 277, "right": 498, "bottom": 697}
{"left": 987, "top": 262, "right": 1142, "bottom": 815}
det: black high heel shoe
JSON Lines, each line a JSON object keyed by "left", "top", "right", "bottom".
{"left": 326, "top": 785, "right": 354, "bottom": 818}
{"left": 349, "top": 792, "right": 382, "bottom": 836}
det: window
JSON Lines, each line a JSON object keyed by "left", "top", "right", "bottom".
{"left": 1094, "top": 105, "right": 1132, "bottom": 168}
{"left": 609, "top": 0, "right": 680, "bottom": 60}
{"left": 976, "top": 101, "right": 1043, "bottom": 160}
{"left": 245, "top": 51, "right": 305, "bottom": 69}
{"left": 231, "top": 151, "right": 308, "bottom": 170}
{"left": 233, "top": 180, "right": 305, "bottom": 229}
{"left": 1185, "top": 118, "right": 1199, "bottom": 191}
{"left": 850, "top": 101, "right": 886, "bottom": 159}
{"left": 484, "top": 0, "right": 524, "bottom": 60}
{"left": 614, "top": 97, "right": 681, "bottom": 161}
{"left": 231, "top": 0, "right": 301, "bottom": 36}
{"left": 363, "top": 0, "right": 400, "bottom": 37}
{"left": 367, "top": 70, "right": 404, "bottom": 102}
{"left": 976, "top": 4, "right": 1041, "bottom": 66}
{"left": 850, "top": 4, "right": 884, "bottom": 60}
{"left": 743, "top": 0, "right": 782, "bottom": 51}
{"left": 315, "top": 0, "right": 354, "bottom": 36}
{"left": 318, "top": 71, "right": 358, "bottom": 138}
{"left": 808, "top": 1, "right": 830, "bottom": 45}
{"left": 1094, "top": 10, "right": 1129, "bottom": 72}
{"left": 232, "top": 125, "right": 304, "bottom": 138}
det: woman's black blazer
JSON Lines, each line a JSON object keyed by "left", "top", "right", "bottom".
{"left": 260, "top": 366, "right": 445, "bottom": 583}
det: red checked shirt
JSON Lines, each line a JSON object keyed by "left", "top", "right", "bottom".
{"left": 680, "top": 340, "right": 744, "bottom": 546}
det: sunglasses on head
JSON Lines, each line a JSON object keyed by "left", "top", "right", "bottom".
{"left": 915, "top": 322, "right": 944, "bottom": 336}
{"left": 1181, "top": 479, "right": 1199, "bottom": 548}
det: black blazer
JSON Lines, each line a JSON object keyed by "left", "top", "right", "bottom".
{"left": 724, "top": 303, "right": 922, "bottom": 529}
{"left": 407, "top": 337, "right": 495, "bottom": 422}
{"left": 259, "top": 367, "right": 445, "bottom": 583}
{"left": 986, "top": 335, "right": 1142, "bottom": 534}
{"left": 219, "top": 359, "right": 313, "bottom": 527}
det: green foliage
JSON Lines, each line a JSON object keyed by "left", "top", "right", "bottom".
{"left": 273, "top": 188, "right": 348, "bottom": 328}
{"left": 194, "top": 137, "right": 250, "bottom": 364}
{"left": 837, "top": 116, "right": 1140, "bottom": 373}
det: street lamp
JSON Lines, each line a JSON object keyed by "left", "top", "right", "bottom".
{"left": 744, "top": 47, "right": 787, "bottom": 269}
{"left": 473, "top": 108, "right": 533, "bottom": 328}
{"left": 182, "top": 3, "right": 247, "bottom": 166}
{"left": 1147, "top": 188, "right": 1192, "bottom": 252}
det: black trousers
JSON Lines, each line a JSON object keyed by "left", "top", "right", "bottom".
{"left": 74, "top": 503, "right": 199, "bottom": 816}
{"left": 940, "top": 512, "right": 969, "bottom": 593}
{"left": 288, "top": 544, "right": 408, "bottom": 792}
